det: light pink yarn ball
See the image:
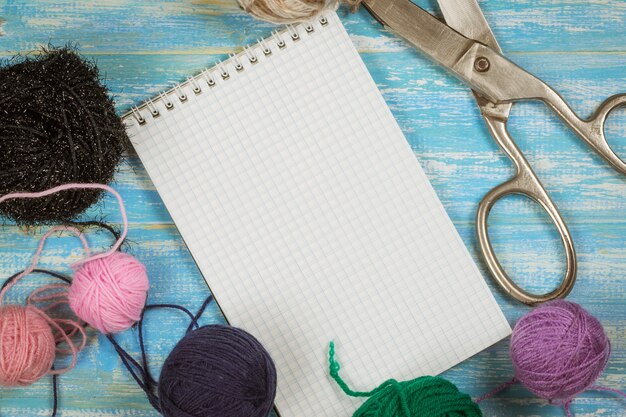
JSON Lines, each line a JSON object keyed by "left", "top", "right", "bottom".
{"left": 0, "top": 305, "right": 55, "bottom": 387}
{"left": 69, "top": 252, "right": 149, "bottom": 334}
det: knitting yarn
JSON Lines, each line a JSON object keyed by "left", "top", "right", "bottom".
{"left": 0, "top": 305, "right": 56, "bottom": 387}
{"left": 69, "top": 251, "right": 149, "bottom": 334}
{"left": 158, "top": 324, "right": 277, "bottom": 417}
{"left": 238, "top": 0, "right": 361, "bottom": 24}
{"left": 0, "top": 268, "right": 89, "bottom": 416}
{"left": 107, "top": 297, "right": 278, "bottom": 417}
{"left": 0, "top": 226, "right": 88, "bottom": 389}
{"left": 0, "top": 47, "right": 127, "bottom": 225}
{"left": 0, "top": 183, "right": 149, "bottom": 335}
{"left": 328, "top": 342, "right": 482, "bottom": 417}
{"left": 510, "top": 300, "right": 610, "bottom": 402}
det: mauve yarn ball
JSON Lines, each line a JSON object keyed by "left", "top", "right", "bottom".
{"left": 0, "top": 48, "right": 127, "bottom": 225}
{"left": 510, "top": 300, "right": 610, "bottom": 401}
{"left": 0, "top": 305, "right": 55, "bottom": 387}
{"left": 158, "top": 325, "right": 277, "bottom": 417}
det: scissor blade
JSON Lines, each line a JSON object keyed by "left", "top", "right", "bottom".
{"left": 363, "top": 0, "right": 475, "bottom": 75}
{"left": 436, "top": 0, "right": 500, "bottom": 52}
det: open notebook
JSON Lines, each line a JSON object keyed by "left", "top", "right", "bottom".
{"left": 124, "top": 12, "right": 510, "bottom": 417}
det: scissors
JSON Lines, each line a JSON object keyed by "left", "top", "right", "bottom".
{"left": 362, "top": 0, "right": 626, "bottom": 304}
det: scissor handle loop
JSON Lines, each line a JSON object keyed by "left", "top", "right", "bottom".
{"left": 474, "top": 115, "right": 577, "bottom": 305}
{"left": 476, "top": 172, "right": 577, "bottom": 305}
{"left": 584, "top": 93, "right": 626, "bottom": 175}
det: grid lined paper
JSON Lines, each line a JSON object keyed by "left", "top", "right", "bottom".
{"left": 126, "top": 12, "right": 511, "bottom": 417}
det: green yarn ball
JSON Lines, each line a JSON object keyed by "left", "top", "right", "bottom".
{"left": 349, "top": 376, "right": 482, "bottom": 417}
{"left": 329, "top": 342, "right": 482, "bottom": 417}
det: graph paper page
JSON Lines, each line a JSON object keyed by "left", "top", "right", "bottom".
{"left": 127, "top": 12, "right": 510, "bottom": 417}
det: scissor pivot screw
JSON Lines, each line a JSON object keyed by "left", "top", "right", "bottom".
{"left": 474, "top": 57, "right": 490, "bottom": 72}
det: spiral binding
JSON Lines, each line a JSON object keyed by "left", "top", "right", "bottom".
{"left": 127, "top": 15, "right": 331, "bottom": 127}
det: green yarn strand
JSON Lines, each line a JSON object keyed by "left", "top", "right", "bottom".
{"left": 328, "top": 342, "right": 482, "bottom": 417}
{"left": 329, "top": 341, "right": 370, "bottom": 397}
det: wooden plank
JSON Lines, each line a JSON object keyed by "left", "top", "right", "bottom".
{"left": 0, "top": 1, "right": 624, "bottom": 54}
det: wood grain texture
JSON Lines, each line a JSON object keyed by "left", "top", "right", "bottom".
{"left": 0, "top": 0, "right": 624, "bottom": 416}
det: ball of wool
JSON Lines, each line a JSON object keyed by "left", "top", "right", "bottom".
{"left": 68, "top": 251, "right": 149, "bottom": 334}
{"left": 328, "top": 342, "right": 481, "bottom": 417}
{"left": 0, "top": 47, "right": 127, "bottom": 225}
{"left": 0, "top": 305, "right": 55, "bottom": 387}
{"left": 352, "top": 376, "right": 482, "bottom": 417}
{"left": 510, "top": 300, "right": 610, "bottom": 401}
{"left": 158, "top": 325, "right": 277, "bottom": 417}
{"left": 238, "top": 0, "right": 361, "bottom": 24}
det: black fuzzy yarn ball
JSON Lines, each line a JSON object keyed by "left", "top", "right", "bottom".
{"left": 0, "top": 48, "right": 127, "bottom": 224}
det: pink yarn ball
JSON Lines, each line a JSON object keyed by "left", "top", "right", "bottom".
{"left": 68, "top": 251, "right": 149, "bottom": 334}
{"left": 0, "top": 305, "right": 55, "bottom": 387}
{"left": 510, "top": 300, "right": 610, "bottom": 401}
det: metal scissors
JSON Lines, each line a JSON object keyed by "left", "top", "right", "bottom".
{"left": 362, "top": 0, "right": 626, "bottom": 304}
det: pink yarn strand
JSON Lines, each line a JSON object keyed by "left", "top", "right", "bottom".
{"left": 0, "top": 225, "right": 88, "bottom": 304}
{"left": 27, "top": 284, "right": 70, "bottom": 305}
{"left": 27, "top": 284, "right": 73, "bottom": 319}
{"left": 28, "top": 307, "right": 85, "bottom": 376}
{"left": 51, "top": 318, "right": 87, "bottom": 355}
{"left": 26, "top": 284, "right": 87, "bottom": 362}
{"left": 0, "top": 183, "right": 128, "bottom": 265}
{"left": 475, "top": 378, "right": 518, "bottom": 403}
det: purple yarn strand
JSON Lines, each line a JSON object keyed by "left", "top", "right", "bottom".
{"left": 138, "top": 303, "right": 199, "bottom": 391}
{"left": 186, "top": 295, "right": 213, "bottom": 334}
{"left": 107, "top": 300, "right": 206, "bottom": 414}
{"left": 474, "top": 378, "right": 517, "bottom": 403}
{"left": 106, "top": 334, "right": 162, "bottom": 412}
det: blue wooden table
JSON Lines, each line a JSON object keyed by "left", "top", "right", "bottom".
{"left": 0, "top": 1, "right": 624, "bottom": 416}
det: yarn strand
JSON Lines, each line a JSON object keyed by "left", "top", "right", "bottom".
{"left": 329, "top": 341, "right": 401, "bottom": 396}
{"left": 34, "top": 309, "right": 85, "bottom": 375}
{"left": 138, "top": 303, "right": 200, "bottom": 394}
{"left": 108, "top": 299, "right": 210, "bottom": 413}
{"left": 0, "top": 183, "right": 128, "bottom": 265}
{"left": 52, "top": 370, "right": 58, "bottom": 417}
{"left": 65, "top": 220, "right": 122, "bottom": 245}
{"left": 329, "top": 342, "right": 412, "bottom": 417}
{"left": 1, "top": 269, "right": 72, "bottom": 291}
{"left": 186, "top": 295, "right": 214, "bottom": 334}
{"left": 0, "top": 225, "right": 89, "bottom": 304}
{"left": 106, "top": 335, "right": 162, "bottom": 412}
{"left": 474, "top": 378, "right": 517, "bottom": 403}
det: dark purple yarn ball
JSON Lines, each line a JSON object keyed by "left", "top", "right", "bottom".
{"left": 0, "top": 47, "right": 127, "bottom": 225}
{"left": 158, "top": 325, "right": 277, "bottom": 417}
